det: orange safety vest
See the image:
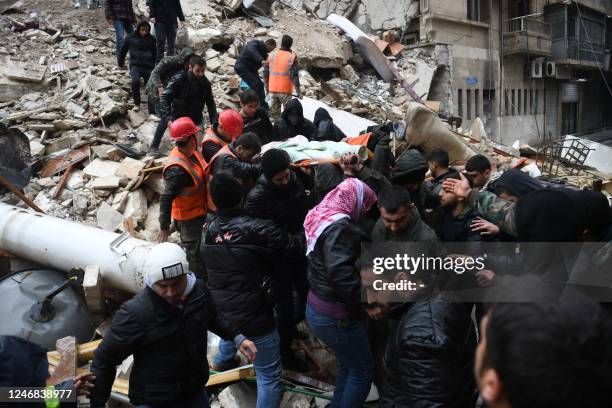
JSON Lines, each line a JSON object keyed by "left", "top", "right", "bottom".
{"left": 201, "top": 127, "right": 229, "bottom": 160}
{"left": 204, "top": 144, "right": 236, "bottom": 212}
{"left": 163, "top": 147, "right": 208, "bottom": 221}
{"left": 267, "top": 50, "right": 296, "bottom": 94}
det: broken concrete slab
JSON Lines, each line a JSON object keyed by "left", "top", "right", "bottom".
{"left": 339, "top": 64, "right": 360, "bottom": 84}
{"left": 142, "top": 200, "right": 160, "bottom": 241}
{"left": 66, "top": 170, "right": 86, "bottom": 190}
{"left": 30, "top": 140, "right": 45, "bottom": 156}
{"left": 72, "top": 192, "right": 88, "bottom": 215}
{"left": 3, "top": 64, "right": 46, "bottom": 83}
{"left": 91, "top": 176, "right": 121, "bottom": 190}
{"left": 218, "top": 383, "right": 257, "bottom": 408}
{"left": 128, "top": 109, "right": 145, "bottom": 127}
{"left": 144, "top": 173, "right": 164, "bottom": 195}
{"left": 53, "top": 119, "right": 88, "bottom": 131}
{"left": 327, "top": 14, "right": 393, "bottom": 82}
{"left": 123, "top": 189, "right": 148, "bottom": 224}
{"left": 96, "top": 201, "right": 123, "bottom": 232}
{"left": 115, "top": 157, "right": 146, "bottom": 180}
{"left": 207, "top": 57, "right": 222, "bottom": 73}
{"left": 45, "top": 135, "right": 78, "bottom": 155}
{"left": 91, "top": 144, "right": 115, "bottom": 160}
{"left": 83, "top": 158, "right": 121, "bottom": 178}
{"left": 94, "top": 78, "right": 112, "bottom": 92}
{"left": 65, "top": 101, "right": 86, "bottom": 116}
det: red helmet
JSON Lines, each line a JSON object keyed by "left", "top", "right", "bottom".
{"left": 169, "top": 117, "right": 200, "bottom": 141}
{"left": 218, "top": 110, "right": 244, "bottom": 140}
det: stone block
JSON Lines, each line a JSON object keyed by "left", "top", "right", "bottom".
{"left": 83, "top": 158, "right": 121, "bottom": 178}
{"left": 96, "top": 201, "right": 123, "bottom": 232}
{"left": 115, "top": 157, "right": 146, "bottom": 179}
{"left": 123, "top": 189, "right": 148, "bottom": 224}
{"left": 45, "top": 135, "right": 77, "bottom": 154}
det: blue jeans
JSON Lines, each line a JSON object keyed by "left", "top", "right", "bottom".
{"left": 113, "top": 19, "right": 134, "bottom": 63}
{"left": 214, "top": 330, "right": 282, "bottom": 408}
{"left": 306, "top": 304, "right": 373, "bottom": 408}
{"left": 133, "top": 391, "right": 210, "bottom": 408}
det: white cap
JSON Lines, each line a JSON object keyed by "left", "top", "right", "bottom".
{"left": 144, "top": 243, "right": 189, "bottom": 287}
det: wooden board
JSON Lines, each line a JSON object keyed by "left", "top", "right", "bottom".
{"left": 40, "top": 145, "right": 90, "bottom": 178}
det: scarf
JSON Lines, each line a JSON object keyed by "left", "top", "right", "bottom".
{"left": 304, "top": 178, "right": 377, "bottom": 255}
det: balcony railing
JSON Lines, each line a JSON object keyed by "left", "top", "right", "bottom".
{"left": 504, "top": 15, "right": 551, "bottom": 37}
{"left": 552, "top": 38, "right": 605, "bottom": 64}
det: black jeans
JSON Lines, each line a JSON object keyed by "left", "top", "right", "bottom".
{"left": 275, "top": 260, "right": 309, "bottom": 356}
{"left": 175, "top": 215, "right": 206, "bottom": 280}
{"left": 155, "top": 22, "right": 178, "bottom": 63}
{"left": 235, "top": 64, "right": 268, "bottom": 109}
{"left": 129, "top": 66, "right": 154, "bottom": 112}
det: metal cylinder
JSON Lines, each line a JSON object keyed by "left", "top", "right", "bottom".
{"left": 0, "top": 203, "right": 171, "bottom": 293}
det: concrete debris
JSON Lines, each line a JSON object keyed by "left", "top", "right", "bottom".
{"left": 83, "top": 158, "right": 121, "bottom": 179}
{"left": 115, "top": 157, "right": 146, "bottom": 180}
{"left": 96, "top": 201, "right": 123, "bottom": 232}
{"left": 217, "top": 383, "right": 257, "bottom": 408}
{"left": 123, "top": 189, "right": 148, "bottom": 224}
{"left": 91, "top": 176, "right": 121, "bottom": 190}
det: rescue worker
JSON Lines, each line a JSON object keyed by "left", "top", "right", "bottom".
{"left": 263, "top": 34, "right": 301, "bottom": 119}
{"left": 90, "top": 242, "right": 257, "bottom": 408}
{"left": 158, "top": 117, "right": 208, "bottom": 278}
{"left": 204, "top": 132, "right": 262, "bottom": 212}
{"left": 201, "top": 109, "right": 244, "bottom": 162}
{"left": 235, "top": 38, "right": 277, "bottom": 109}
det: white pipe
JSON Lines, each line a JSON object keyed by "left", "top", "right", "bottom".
{"left": 0, "top": 203, "right": 177, "bottom": 293}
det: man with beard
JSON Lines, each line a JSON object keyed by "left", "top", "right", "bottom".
{"left": 273, "top": 98, "right": 317, "bottom": 141}
{"left": 151, "top": 55, "right": 217, "bottom": 157}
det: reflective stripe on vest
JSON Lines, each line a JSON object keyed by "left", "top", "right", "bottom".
{"left": 205, "top": 144, "right": 236, "bottom": 212}
{"left": 202, "top": 128, "right": 226, "bottom": 148}
{"left": 163, "top": 147, "right": 208, "bottom": 220}
{"left": 267, "top": 50, "right": 296, "bottom": 94}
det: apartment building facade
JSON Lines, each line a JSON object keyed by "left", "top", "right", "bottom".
{"left": 416, "top": 0, "right": 612, "bottom": 145}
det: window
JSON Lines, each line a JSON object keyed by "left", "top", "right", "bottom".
{"left": 504, "top": 90, "right": 510, "bottom": 116}
{"left": 518, "top": 89, "right": 522, "bottom": 115}
{"left": 458, "top": 89, "right": 463, "bottom": 118}
{"left": 483, "top": 89, "right": 495, "bottom": 121}
{"left": 524, "top": 89, "right": 529, "bottom": 115}
{"left": 511, "top": 89, "right": 516, "bottom": 116}
{"left": 535, "top": 89, "right": 540, "bottom": 114}
{"left": 468, "top": 0, "right": 489, "bottom": 22}
{"left": 529, "top": 89, "right": 534, "bottom": 114}
{"left": 475, "top": 89, "right": 480, "bottom": 117}
{"left": 467, "top": 89, "right": 472, "bottom": 120}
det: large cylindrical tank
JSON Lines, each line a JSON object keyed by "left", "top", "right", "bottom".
{"left": 0, "top": 269, "right": 95, "bottom": 349}
{"left": 0, "top": 203, "right": 185, "bottom": 293}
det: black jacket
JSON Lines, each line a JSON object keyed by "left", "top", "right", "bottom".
{"left": 118, "top": 21, "right": 157, "bottom": 69}
{"left": 105, "top": 0, "right": 136, "bottom": 22}
{"left": 148, "top": 0, "right": 185, "bottom": 23}
{"left": 313, "top": 107, "right": 346, "bottom": 142}
{"left": 159, "top": 71, "right": 217, "bottom": 124}
{"left": 210, "top": 145, "right": 261, "bottom": 182}
{"left": 202, "top": 209, "right": 305, "bottom": 337}
{"left": 245, "top": 170, "right": 309, "bottom": 233}
{"left": 235, "top": 40, "right": 269, "bottom": 73}
{"left": 307, "top": 218, "right": 364, "bottom": 306}
{"left": 273, "top": 98, "right": 317, "bottom": 141}
{"left": 90, "top": 281, "right": 240, "bottom": 406}
{"left": 243, "top": 107, "right": 275, "bottom": 144}
{"left": 381, "top": 297, "right": 477, "bottom": 408}
{"left": 145, "top": 51, "right": 195, "bottom": 98}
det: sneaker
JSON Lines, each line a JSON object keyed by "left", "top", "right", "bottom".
{"left": 132, "top": 105, "right": 140, "bottom": 112}
{"left": 148, "top": 114, "right": 160, "bottom": 122}
{"left": 147, "top": 148, "right": 161, "bottom": 158}
{"left": 74, "top": 1, "right": 80, "bottom": 8}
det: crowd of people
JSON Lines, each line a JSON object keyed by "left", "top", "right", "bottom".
{"left": 3, "top": 1, "right": 612, "bottom": 407}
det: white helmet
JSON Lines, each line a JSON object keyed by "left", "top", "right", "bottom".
{"left": 144, "top": 243, "right": 189, "bottom": 287}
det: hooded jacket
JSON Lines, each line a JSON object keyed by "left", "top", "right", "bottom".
{"left": 390, "top": 149, "right": 438, "bottom": 214}
{"left": 492, "top": 169, "right": 543, "bottom": 199}
{"left": 273, "top": 98, "right": 317, "bottom": 141}
{"left": 159, "top": 70, "right": 217, "bottom": 124}
{"left": 235, "top": 40, "right": 270, "bottom": 73}
{"left": 313, "top": 107, "right": 346, "bottom": 142}
{"left": 381, "top": 297, "right": 477, "bottom": 408}
{"left": 118, "top": 21, "right": 157, "bottom": 69}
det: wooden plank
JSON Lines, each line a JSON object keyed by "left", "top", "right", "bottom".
{"left": 40, "top": 145, "right": 90, "bottom": 178}
{"left": 48, "top": 339, "right": 102, "bottom": 366}
{"left": 0, "top": 175, "right": 45, "bottom": 213}
{"left": 50, "top": 165, "right": 74, "bottom": 199}
{"left": 47, "top": 336, "right": 76, "bottom": 385}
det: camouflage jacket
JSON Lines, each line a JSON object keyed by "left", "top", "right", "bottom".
{"left": 144, "top": 54, "right": 184, "bottom": 98}
{"left": 467, "top": 190, "right": 518, "bottom": 238}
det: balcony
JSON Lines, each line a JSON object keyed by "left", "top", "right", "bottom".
{"left": 503, "top": 15, "right": 552, "bottom": 57}
{"left": 551, "top": 38, "right": 606, "bottom": 68}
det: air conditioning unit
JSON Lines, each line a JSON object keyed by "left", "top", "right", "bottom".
{"left": 527, "top": 60, "right": 543, "bottom": 79}
{"left": 544, "top": 61, "right": 556, "bottom": 77}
